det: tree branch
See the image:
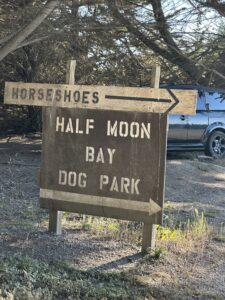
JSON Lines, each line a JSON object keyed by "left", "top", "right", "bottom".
{"left": 15, "top": 36, "right": 50, "bottom": 50}
{"left": 0, "top": 33, "right": 16, "bottom": 46}
{"left": 192, "top": 0, "right": 225, "bottom": 17}
{"left": 147, "top": 0, "right": 181, "bottom": 52}
{"left": 107, "top": 0, "right": 206, "bottom": 83}
{"left": 72, "top": 0, "right": 105, "bottom": 8}
{"left": 0, "top": 0, "right": 60, "bottom": 62}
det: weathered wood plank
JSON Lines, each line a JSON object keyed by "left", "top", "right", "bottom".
{"left": 40, "top": 198, "right": 160, "bottom": 224}
{"left": 39, "top": 108, "right": 167, "bottom": 223}
{"left": 47, "top": 60, "right": 77, "bottom": 234}
{"left": 142, "top": 221, "right": 156, "bottom": 253}
{"left": 141, "top": 64, "right": 167, "bottom": 253}
{"left": 4, "top": 82, "right": 197, "bottom": 114}
{"left": 150, "top": 65, "right": 161, "bottom": 89}
{"left": 40, "top": 189, "right": 161, "bottom": 215}
{"left": 66, "top": 60, "right": 76, "bottom": 85}
{"left": 48, "top": 209, "right": 62, "bottom": 234}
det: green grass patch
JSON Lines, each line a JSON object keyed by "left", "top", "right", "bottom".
{"left": 163, "top": 208, "right": 210, "bottom": 237}
{"left": 61, "top": 208, "right": 211, "bottom": 248}
{"left": 0, "top": 256, "right": 153, "bottom": 300}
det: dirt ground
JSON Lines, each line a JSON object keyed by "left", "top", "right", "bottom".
{"left": 0, "top": 135, "right": 225, "bottom": 299}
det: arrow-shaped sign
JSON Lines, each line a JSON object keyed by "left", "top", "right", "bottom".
{"left": 164, "top": 89, "right": 180, "bottom": 114}
{"left": 4, "top": 82, "right": 197, "bottom": 115}
{"left": 40, "top": 189, "right": 162, "bottom": 216}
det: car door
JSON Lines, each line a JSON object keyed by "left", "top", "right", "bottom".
{"left": 187, "top": 90, "right": 209, "bottom": 144}
{"left": 168, "top": 114, "right": 188, "bottom": 143}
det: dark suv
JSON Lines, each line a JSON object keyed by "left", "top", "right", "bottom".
{"left": 167, "top": 85, "right": 225, "bottom": 158}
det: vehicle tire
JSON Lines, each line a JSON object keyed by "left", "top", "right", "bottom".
{"left": 205, "top": 130, "right": 225, "bottom": 158}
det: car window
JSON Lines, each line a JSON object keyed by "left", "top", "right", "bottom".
{"left": 196, "top": 90, "right": 206, "bottom": 110}
{"left": 205, "top": 91, "right": 225, "bottom": 110}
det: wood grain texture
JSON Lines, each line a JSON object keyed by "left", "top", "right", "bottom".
{"left": 4, "top": 81, "right": 197, "bottom": 114}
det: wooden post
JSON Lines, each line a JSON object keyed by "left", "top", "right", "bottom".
{"left": 48, "top": 60, "right": 76, "bottom": 235}
{"left": 141, "top": 64, "right": 161, "bottom": 253}
{"left": 66, "top": 60, "right": 76, "bottom": 85}
{"left": 49, "top": 209, "right": 62, "bottom": 234}
{"left": 142, "top": 219, "right": 156, "bottom": 253}
{"left": 150, "top": 64, "right": 161, "bottom": 89}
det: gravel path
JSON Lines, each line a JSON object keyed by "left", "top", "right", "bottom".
{"left": 0, "top": 136, "right": 225, "bottom": 299}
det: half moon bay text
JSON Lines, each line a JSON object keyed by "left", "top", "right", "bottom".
{"left": 56, "top": 116, "right": 151, "bottom": 139}
{"left": 55, "top": 115, "right": 152, "bottom": 196}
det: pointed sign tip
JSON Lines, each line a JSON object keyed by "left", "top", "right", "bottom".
{"left": 149, "top": 198, "right": 162, "bottom": 215}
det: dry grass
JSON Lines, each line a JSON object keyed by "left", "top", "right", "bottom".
{"left": 61, "top": 208, "right": 213, "bottom": 256}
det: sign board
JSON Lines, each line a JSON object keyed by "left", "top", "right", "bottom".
{"left": 39, "top": 107, "right": 167, "bottom": 224}
{"left": 4, "top": 73, "right": 197, "bottom": 252}
{"left": 4, "top": 82, "right": 197, "bottom": 114}
{"left": 4, "top": 80, "right": 196, "bottom": 225}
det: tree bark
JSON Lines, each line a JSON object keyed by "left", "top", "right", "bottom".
{"left": 0, "top": 0, "right": 60, "bottom": 62}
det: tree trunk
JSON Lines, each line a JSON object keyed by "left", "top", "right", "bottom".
{"left": 0, "top": 0, "right": 60, "bottom": 62}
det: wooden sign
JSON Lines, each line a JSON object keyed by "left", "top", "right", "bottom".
{"left": 3, "top": 60, "right": 197, "bottom": 253}
{"left": 4, "top": 82, "right": 197, "bottom": 114}
{"left": 39, "top": 108, "right": 167, "bottom": 224}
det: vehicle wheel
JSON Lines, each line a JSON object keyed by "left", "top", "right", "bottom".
{"left": 205, "top": 131, "right": 225, "bottom": 158}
